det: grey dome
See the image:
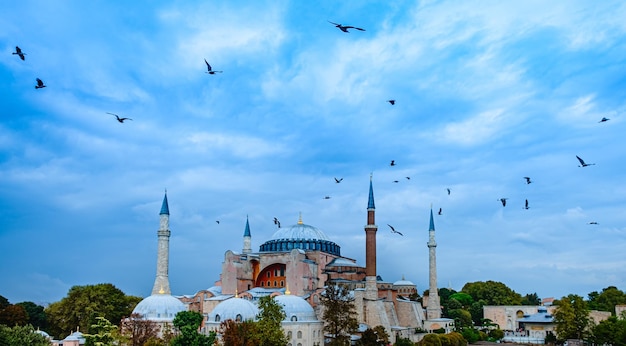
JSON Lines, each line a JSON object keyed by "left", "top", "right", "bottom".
{"left": 208, "top": 297, "right": 258, "bottom": 323}
{"left": 259, "top": 219, "right": 341, "bottom": 256}
{"left": 275, "top": 294, "right": 317, "bottom": 322}
{"left": 132, "top": 294, "right": 187, "bottom": 322}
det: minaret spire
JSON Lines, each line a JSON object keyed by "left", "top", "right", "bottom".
{"left": 427, "top": 206, "right": 441, "bottom": 319}
{"left": 364, "top": 174, "right": 378, "bottom": 300}
{"left": 242, "top": 215, "right": 252, "bottom": 254}
{"left": 152, "top": 191, "right": 172, "bottom": 295}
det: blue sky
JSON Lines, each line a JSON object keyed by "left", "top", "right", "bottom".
{"left": 1, "top": 0, "right": 625, "bottom": 306}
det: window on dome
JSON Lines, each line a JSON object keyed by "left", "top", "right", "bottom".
{"left": 236, "top": 314, "right": 242, "bottom": 322}
{"left": 215, "top": 315, "right": 220, "bottom": 322}
{"left": 291, "top": 315, "right": 297, "bottom": 322}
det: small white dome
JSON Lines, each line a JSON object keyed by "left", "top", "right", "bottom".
{"left": 393, "top": 279, "right": 415, "bottom": 286}
{"left": 208, "top": 297, "right": 258, "bottom": 323}
{"left": 275, "top": 294, "right": 317, "bottom": 322}
{"left": 132, "top": 294, "right": 187, "bottom": 322}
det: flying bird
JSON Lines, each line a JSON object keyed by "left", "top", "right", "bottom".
{"left": 392, "top": 180, "right": 399, "bottom": 183}
{"left": 390, "top": 160, "right": 396, "bottom": 166}
{"left": 273, "top": 217, "right": 281, "bottom": 228}
{"left": 387, "top": 224, "right": 403, "bottom": 236}
{"left": 328, "top": 21, "right": 365, "bottom": 33}
{"left": 588, "top": 221, "right": 598, "bottom": 225}
{"left": 446, "top": 188, "right": 451, "bottom": 195}
{"left": 388, "top": 99, "right": 396, "bottom": 105}
{"left": 524, "top": 199, "right": 529, "bottom": 210}
{"left": 107, "top": 112, "right": 132, "bottom": 123}
{"left": 599, "top": 117, "right": 610, "bottom": 123}
{"left": 523, "top": 177, "right": 532, "bottom": 184}
{"left": 13, "top": 46, "right": 26, "bottom": 60}
{"left": 499, "top": 198, "right": 508, "bottom": 207}
{"left": 324, "top": 196, "right": 331, "bottom": 199}
{"left": 406, "top": 177, "right": 410, "bottom": 180}
{"left": 438, "top": 208, "right": 442, "bottom": 215}
{"left": 204, "top": 59, "right": 222, "bottom": 74}
{"left": 334, "top": 177, "right": 343, "bottom": 183}
{"left": 576, "top": 155, "right": 595, "bottom": 167}
{"left": 216, "top": 220, "right": 220, "bottom": 224}
{"left": 35, "top": 78, "right": 46, "bottom": 89}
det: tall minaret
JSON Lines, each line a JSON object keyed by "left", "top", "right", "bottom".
{"left": 242, "top": 215, "right": 252, "bottom": 254}
{"left": 364, "top": 175, "right": 378, "bottom": 300}
{"left": 426, "top": 207, "right": 441, "bottom": 319}
{"left": 151, "top": 191, "right": 172, "bottom": 295}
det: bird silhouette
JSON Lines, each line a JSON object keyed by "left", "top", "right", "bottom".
{"left": 13, "top": 46, "right": 26, "bottom": 60}
{"left": 438, "top": 208, "right": 442, "bottom": 215}
{"left": 392, "top": 180, "right": 399, "bottom": 183}
{"left": 388, "top": 100, "right": 396, "bottom": 105}
{"left": 588, "top": 221, "right": 598, "bottom": 225}
{"left": 334, "top": 177, "right": 343, "bottom": 183}
{"left": 107, "top": 112, "right": 132, "bottom": 123}
{"left": 576, "top": 155, "right": 595, "bottom": 167}
{"left": 523, "top": 177, "right": 532, "bottom": 184}
{"left": 387, "top": 224, "right": 403, "bottom": 236}
{"left": 524, "top": 199, "right": 529, "bottom": 210}
{"left": 446, "top": 188, "right": 451, "bottom": 195}
{"left": 35, "top": 78, "right": 46, "bottom": 89}
{"left": 499, "top": 198, "right": 508, "bottom": 207}
{"left": 390, "top": 160, "right": 396, "bottom": 166}
{"left": 406, "top": 177, "right": 410, "bottom": 180}
{"left": 204, "top": 59, "right": 222, "bottom": 74}
{"left": 328, "top": 21, "right": 365, "bottom": 33}
{"left": 216, "top": 220, "right": 220, "bottom": 224}
{"left": 599, "top": 117, "right": 610, "bottom": 123}
{"left": 324, "top": 196, "right": 331, "bottom": 199}
{"left": 273, "top": 217, "right": 281, "bottom": 228}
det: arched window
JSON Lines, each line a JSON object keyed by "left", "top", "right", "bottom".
{"left": 297, "top": 331, "right": 302, "bottom": 338}
{"left": 236, "top": 314, "right": 242, "bottom": 322}
{"left": 291, "top": 315, "right": 297, "bottom": 322}
{"left": 280, "top": 280, "right": 284, "bottom": 287}
{"left": 288, "top": 331, "right": 292, "bottom": 338}
{"left": 297, "top": 343, "right": 302, "bottom": 346}
{"left": 215, "top": 314, "right": 220, "bottom": 322}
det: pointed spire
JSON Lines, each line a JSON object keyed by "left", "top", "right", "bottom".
{"left": 368, "top": 174, "right": 375, "bottom": 209}
{"left": 298, "top": 212, "right": 303, "bottom": 225}
{"left": 160, "top": 190, "right": 169, "bottom": 215}
{"left": 244, "top": 215, "right": 251, "bottom": 237}
{"left": 429, "top": 207, "right": 435, "bottom": 231}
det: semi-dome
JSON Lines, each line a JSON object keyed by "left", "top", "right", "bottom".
{"left": 132, "top": 294, "right": 187, "bottom": 322}
{"left": 275, "top": 294, "right": 317, "bottom": 322}
{"left": 259, "top": 216, "right": 341, "bottom": 256}
{"left": 208, "top": 297, "right": 259, "bottom": 323}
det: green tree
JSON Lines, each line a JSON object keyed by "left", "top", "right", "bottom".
{"left": 45, "top": 283, "right": 142, "bottom": 339}
{"left": 394, "top": 337, "right": 414, "bottom": 346}
{"left": 357, "top": 325, "right": 389, "bottom": 346}
{"left": 16, "top": 302, "right": 47, "bottom": 330}
{"left": 0, "top": 295, "right": 10, "bottom": 310}
{"left": 461, "top": 281, "right": 522, "bottom": 306}
{"left": 589, "top": 315, "right": 626, "bottom": 346}
{"left": 448, "top": 309, "right": 472, "bottom": 330}
{"left": 420, "top": 333, "right": 442, "bottom": 346}
{"left": 256, "top": 295, "right": 287, "bottom": 346}
{"left": 0, "top": 304, "right": 28, "bottom": 326}
{"left": 587, "top": 286, "right": 626, "bottom": 315}
{"left": 0, "top": 324, "right": 51, "bottom": 346}
{"left": 171, "top": 310, "right": 215, "bottom": 346}
{"left": 321, "top": 284, "right": 359, "bottom": 346}
{"left": 84, "top": 316, "right": 120, "bottom": 346}
{"left": 553, "top": 294, "right": 590, "bottom": 341}
{"left": 521, "top": 293, "right": 541, "bottom": 306}
{"left": 448, "top": 293, "right": 473, "bottom": 308}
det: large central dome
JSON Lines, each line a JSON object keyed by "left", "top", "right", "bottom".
{"left": 259, "top": 216, "right": 340, "bottom": 256}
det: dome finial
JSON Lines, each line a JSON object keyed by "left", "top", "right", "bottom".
{"left": 235, "top": 288, "right": 239, "bottom": 298}
{"left": 285, "top": 284, "right": 291, "bottom": 295}
{"left": 159, "top": 285, "right": 165, "bottom": 294}
{"left": 298, "top": 212, "right": 303, "bottom": 225}
{"left": 402, "top": 274, "right": 405, "bottom": 280}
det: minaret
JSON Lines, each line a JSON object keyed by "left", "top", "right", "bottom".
{"left": 151, "top": 191, "right": 172, "bottom": 295}
{"left": 364, "top": 175, "right": 378, "bottom": 300}
{"left": 242, "top": 215, "right": 252, "bottom": 254}
{"left": 426, "top": 207, "right": 441, "bottom": 319}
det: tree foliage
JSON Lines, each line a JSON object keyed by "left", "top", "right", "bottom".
{"left": 589, "top": 315, "right": 626, "bottom": 346}
{"left": 220, "top": 319, "right": 258, "bottom": 346}
{"left": 0, "top": 295, "right": 10, "bottom": 310}
{"left": 521, "top": 293, "right": 541, "bottom": 306}
{"left": 0, "top": 304, "right": 28, "bottom": 326}
{"left": 448, "top": 309, "right": 472, "bottom": 329}
{"left": 45, "top": 283, "right": 141, "bottom": 339}
{"left": 553, "top": 294, "right": 590, "bottom": 341}
{"left": 84, "top": 316, "right": 120, "bottom": 346}
{"left": 461, "top": 281, "right": 522, "bottom": 306}
{"left": 119, "top": 313, "right": 160, "bottom": 346}
{"left": 587, "top": 286, "right": 626, "bottom": 315}
{"left": 357, "top": 325, "right": 389, "bottom": 346}
{"left": 0, "top": 324, "right": 51, "bottom": 346}
{"left": 321, "top": 284, "right": 359, "bottom": 346}
{"left": 16, "top": 301, "right": 47, "bottom": 330}
{"left": 171, "top": 310, "right": 215, "bottom": 346}
{"left": 255, "top": 295, "right": 287, "bottom": 346}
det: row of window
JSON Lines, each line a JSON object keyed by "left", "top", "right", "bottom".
{"left": 260, "top": 280, "right": 284, "bottom": 287}
{"left": 259, "top": 239, "right": 341, "bottom": 255}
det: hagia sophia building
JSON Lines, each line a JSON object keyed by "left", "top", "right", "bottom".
{"left": 132, "top": 177, "right": 454, "bottom": 344}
